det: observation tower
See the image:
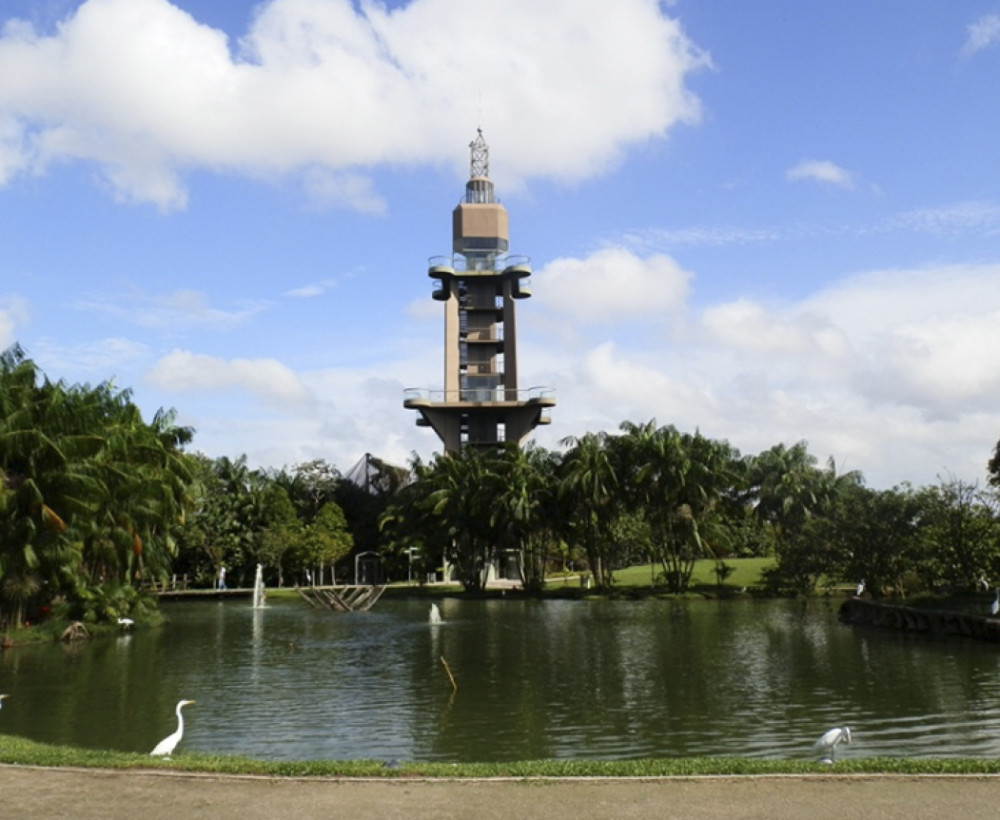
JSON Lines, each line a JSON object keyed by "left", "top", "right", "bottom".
{"left": 404, "top": 130, "right": 555, "bottom": 453}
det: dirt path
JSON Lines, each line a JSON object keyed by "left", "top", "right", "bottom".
{"left": 4, "top": 766, "right": 1000, "bottom": 820}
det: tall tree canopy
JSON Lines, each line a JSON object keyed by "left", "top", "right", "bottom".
{"left": 0, "top": 345, "right": 193, "bottom": 626}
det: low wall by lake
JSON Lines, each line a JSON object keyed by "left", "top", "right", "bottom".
{"left": 839, "top": 598, "right": 1000, "bottom": 644}
{"left": 156, "top": 587, "right": 253, "bottom": 600}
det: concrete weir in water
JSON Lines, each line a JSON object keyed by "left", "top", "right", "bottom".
{"left": 295, "top": 584, "right": 386, "bottom": 612}
{"left": 840, "top": 597, "right": 1000, "bottom": 643}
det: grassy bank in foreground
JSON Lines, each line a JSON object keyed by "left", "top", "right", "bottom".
{"left": 2, "top": 734, "right": 999, "bottom": 777}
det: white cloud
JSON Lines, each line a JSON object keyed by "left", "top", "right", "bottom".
{"left": 284, "top": 284, "right": 325, "bottom": 298}
{"left": 701, "top": 299, "right": 849, "bottom": 359}
{"left": 0, "top": 116, "right": 30, "bottom": 184}
{"left": 538, "top": 248, "right": 691, "bottom": 323}
{"left": 578, "top": 340, "right": 713, "bottom": 424}
{"left": 0, "top": 314, "right": 13, "bottom": 349}
{"left": 0, "top": 295, "right": 28, "bottom": 348}
{"left": 165, "top": 352, "right": 440, "bottom": 472}
{"left": 301, "top": 168, "right": 386, "bottom": 214}
{"left": 146, "top": 348, "right": 313, "bottom": 407}
{"left": 962, "top": 14, "right": 1000, "bottom": 57}
{"left": 806, "top": 266, "right": 1000, "bottom": 418}
{"left": 32, "top": 336, "right": 148, "bottom": 377}
{"left": 786, "top": 159, "right": 855, "bottom": 189}
{"left": 0, "top": 0, "right": 708, "bottom": 209}
{"left": 527, "top": 256, "right": 1000, "bottom": 488}
{"left": 404, "top": 297, "right": 442, "bottom": 322}
{"left": 626, "top": 225, "right": 784, "bottom": 249}
{"left": 622, "top": 200, "right": 1000, "bottom": 256}
{"left": 884, "top": 201, "right": 1000, "bottom": 237}
{"left": 284, "top": 265, "right": 363, "bottom": 298}
{"left": 283, "top": 279, "right": 339, "bottom": 298}
{"left": 692, "top": 266, "right": 1000, "bottom": 431}
{"left": 80, "top": 289, "right": 269, "bottom": 330}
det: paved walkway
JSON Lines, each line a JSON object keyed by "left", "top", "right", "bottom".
{"left": 4, "top": 766, "right": 1000, "bottom": 820}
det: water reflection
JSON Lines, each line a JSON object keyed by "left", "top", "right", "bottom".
{"left": 3, "top": 597, "right": 1000, "bottom": 762}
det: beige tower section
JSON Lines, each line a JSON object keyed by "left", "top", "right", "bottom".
{"left": 404, "top": 130, "right": 555, "bottom": 452}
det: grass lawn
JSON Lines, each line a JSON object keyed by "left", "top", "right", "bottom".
{"left": 378, "top": 557, "right": 788, "bottom": 598}
{"left": 2, "top": 732, "right": 1000, "bottom": 777}
{"left": 611, "top": 557, "right": 776, "bottom": 593}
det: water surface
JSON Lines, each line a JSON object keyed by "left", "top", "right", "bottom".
{"left": 2, "top": 597, "right": 999, "bottom": 762}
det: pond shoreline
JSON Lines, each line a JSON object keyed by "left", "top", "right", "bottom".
{"left": 1, "top": 586, "right": 981, "bottom": 650}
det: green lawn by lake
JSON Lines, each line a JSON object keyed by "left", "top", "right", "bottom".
{"left": 610, "top": 556, "right": 775, "bottom": 591}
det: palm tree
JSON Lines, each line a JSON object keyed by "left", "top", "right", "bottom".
{"left": 424, "top": 448, "right": 497, "bottom": 592}
{"left": 617, "top": 421, "right": 737, "bottom": 592}
{"left": 558, "top": 431, "right": 619, "bottom": 588}
{"left": 1, "top": 345, "right": 196, "bottom": 624}
{"left": 0, "top": 348, "right": 99, "bottom": 625}
{"left": 745, "top": 441, "right": 819, "bottom": 538}
{"left": 748, "top": 442, "right": 861, "bottom": 593}
{"left": 80, "top": 389, "right": 193, "bottom": 591}
{"left": 488, "top": 443, "right": 558, "bottom": 591}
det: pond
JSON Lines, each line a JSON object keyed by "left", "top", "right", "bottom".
{"left": 2, "top": 596, "right": 1000, "bottom": 762}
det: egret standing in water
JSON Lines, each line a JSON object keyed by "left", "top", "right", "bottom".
{"left": 991, "top": 589, "right": 999, "bottom": 617}
{"left": 117, "top": 617, "right": 134, "bottom": 631}
{"left": 151, "top": 699, "right": 195, "bottom": 757}
{"left": 813, "top": 726, "right": 851, "bottom": 763}
{"left": 854, "top": 579, "right": 865, "bottom": 597}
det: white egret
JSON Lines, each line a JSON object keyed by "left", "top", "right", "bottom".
{"left": 150, "top": 699, "right": 195, "bottom": 757}
{"left": 991, "top": 589, "right": 999, "bottom": 617}
{"left": 813, "top": 726, "right": 851, "bottom": 763}
{"left": 117, "top": 617, "right": 134, "bottom": 630}
{"left": 854, "top": 579, "right": 865, "bottom": 597}
{"left": 0, "top": 693, "right": 8, "bottom": 709}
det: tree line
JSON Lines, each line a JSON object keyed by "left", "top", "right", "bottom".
{"left": 382, "top": 426, "right": 1000, "bottom": 599}
{"left": 5, "top": 343, "right": 1000, "bottom": 629}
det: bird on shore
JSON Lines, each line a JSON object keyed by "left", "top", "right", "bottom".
{"left": 990, "top": 589, "right": 999, "bottom": 617}
{"left": 854, "top": 579, "right": 865, "bottom": 597}
{"left": 117, "top": 617, "right": 134, "bottom": 631}
{"left": 150, "top": 699, "right": 195, "bottom": 757}
{"left": 0, "top": 693, "right": 8, "bottom": 710}
{"left": 813, "top": 726, "right": 851, "bottom": 763}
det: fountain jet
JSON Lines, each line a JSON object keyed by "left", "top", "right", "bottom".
{"left": 252, "top": 563, "right": 266, "bottom": 609}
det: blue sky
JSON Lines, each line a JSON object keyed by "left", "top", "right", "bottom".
{"left": 2, "top": 0, "right": 1000, "bottom": 488}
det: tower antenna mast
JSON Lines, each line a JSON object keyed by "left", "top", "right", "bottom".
{"left": 469, "top": 128, "right": 489, "bottom": 179}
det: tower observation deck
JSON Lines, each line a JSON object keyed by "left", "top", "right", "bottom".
{"left": 404, "top": 130, "right": 555, "bottom": 452}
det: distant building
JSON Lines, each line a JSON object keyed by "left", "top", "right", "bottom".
{"left": 404, "top": 130, "right": 555, "bottom": 452}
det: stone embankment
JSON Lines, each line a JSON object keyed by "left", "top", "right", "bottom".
{"left": 839, "top": 598, "right": 1000, "bottom": 643}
